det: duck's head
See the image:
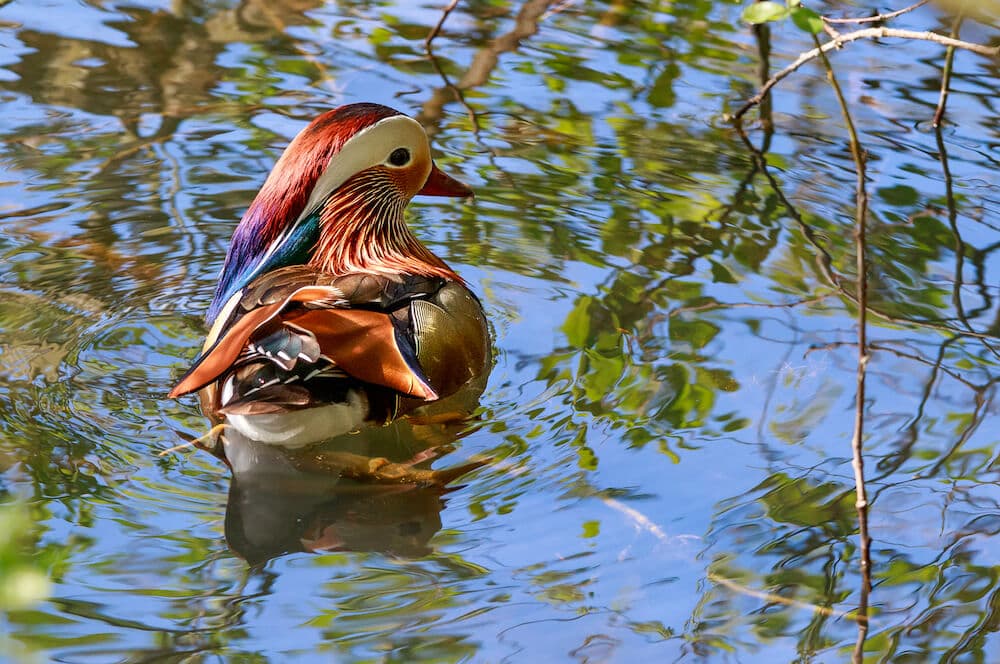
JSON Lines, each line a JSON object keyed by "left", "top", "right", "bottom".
{"left": 207, "top": 103, "right": 472, "bottom": 323}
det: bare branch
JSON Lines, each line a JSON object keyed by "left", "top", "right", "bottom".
{"left": 933, "top": 13, "right": 965, "bottom": 127}
{"left": 806, "top": 339, "right": 986, "bottom": 390}
{"left": 823, "top": 0, "right": 931, "bottom": 24}
{"left": 812, "top": 32, "right": 872, "bottom": 661}
{"left": 935, "top": 117, "right": 1000, "bottom": 363}
{"left": 735, "top": 128, "right": 1000, "bottom": 344}
{"left": 732, "top": 27, "right": 1000, "bottom": 120}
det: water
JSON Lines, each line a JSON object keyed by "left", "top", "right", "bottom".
{"left": 1, "top": 0, "right": 998, "bottom": 661}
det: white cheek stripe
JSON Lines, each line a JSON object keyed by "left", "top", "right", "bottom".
{"left": 295, "top": 115, "right": 431, "bottom": 228}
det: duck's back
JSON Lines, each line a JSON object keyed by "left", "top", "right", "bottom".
{"left": 186, "top": 265, "right": 489, "bottom": 445}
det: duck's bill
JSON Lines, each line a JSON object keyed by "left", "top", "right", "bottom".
{"left": 418, "top": 162, "right": 473, "bottom": 198}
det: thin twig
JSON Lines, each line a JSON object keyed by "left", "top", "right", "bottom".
{"left": 935, "top": 115, "right": 1000, "bottom": 360}
{"left": 666, "top": 294, "right": 832, "bottom": 318}
{"left": 823, "top": 0, "right": 930, "bottom": 24}
{"left": 419, "top": 0, "right": 551, "bottom": 190}
{"left": 868, "top": 338, "right": 954, "bottom": 483}
{"left": 426, "top": 52, "right": 484, "bottom": 136}
{"left": 421, "top": 0, "right": 486, "bottom": 142}
{"left": 918, "top": 386, "right": 990, "bottom": 479}
{"left": 707, "top": 161, "right": 760, "bottom": 225}
{"left": 806, "top": 339, "right": 984, "bottom": 390}
{"left": 822, "top": 23, "right": 843, "bottom": 40}
{"left": 735, "top": 126, "right": 1000, "bottom": 344}
{"left": 425, "top": 0, "right": 461, "bottom": 53}
{"left": 422, "top": 34, "right": 518, "bottom": 190}
{"left": 732, "top": 27, "right": 999, "bottom": 120}
{"left": 813, "top": 32, "right": 872, "bottom": 663}
{"left": 542, "top": 0, "right": 576, "bottom": 19}
{"left": 601, "top": 497, "right": 866, "bottom": 622}
{"left": 735, "top": 128, "right": 841, "bottom": 287}
{"left": 419, "top": 0, "right": 553, "bottom": 129}
{"left": 865, "top": 307, "right": 998, "bottom": 339}
{"left": 933, "top": 12, "right": 965, "bottom": 127}
{"left": 707, "top": 573, "right": 868, "bottom": 622}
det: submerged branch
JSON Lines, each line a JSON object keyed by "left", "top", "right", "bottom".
{"left": 601, "top": 497, "right": 867, "bottom": 623}
{"left": 732, "top": 27, "right": 999, "bottom": 120}
{"left": 707, "top": 573, "right": 868, "bottom": 622}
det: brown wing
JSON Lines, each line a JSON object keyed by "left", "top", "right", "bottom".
{"left": 170, "top": 272, "right": 443, "bottom": 400}
{"left": 168, "top": 299, "right": 287, "bottom": 398}
{"left": 285, "top": 309, "right": 436, "bottom": 400}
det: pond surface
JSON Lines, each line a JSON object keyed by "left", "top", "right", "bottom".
{"left": 1, "top": 0, "right": 999, "bottom": 661}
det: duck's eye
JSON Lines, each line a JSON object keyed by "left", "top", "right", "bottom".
{"left": 388, "top": 147, "right": 411, "bottom": 167}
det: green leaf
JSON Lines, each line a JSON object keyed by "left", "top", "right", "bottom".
{"left": 878, "top": 184, "right": 920, "bottom": 207}
{"left": 562, "top": 296, "right": 594, "bottom": 348}
{"left": 710, "top": 260, "right": 738, "bottom": 284}
{"left": 669, "top": 318, "right": 720, "bottom": 350}
{"left": 368, "top": 27, "right": 393, "bottom": 45}
{"left": 742, "top": 1, "right": 789, "bottom": 24}
{"left": 791, "top": 6, "right": 824, "bottom": 34}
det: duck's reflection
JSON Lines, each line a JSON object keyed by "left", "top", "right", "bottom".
{"left": 209, "top": 420, "right": 484, "bottom": 565}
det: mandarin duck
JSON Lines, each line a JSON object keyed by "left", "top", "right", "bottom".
{"left": 169, "top": 103, "right": 490, "bottom": 448}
